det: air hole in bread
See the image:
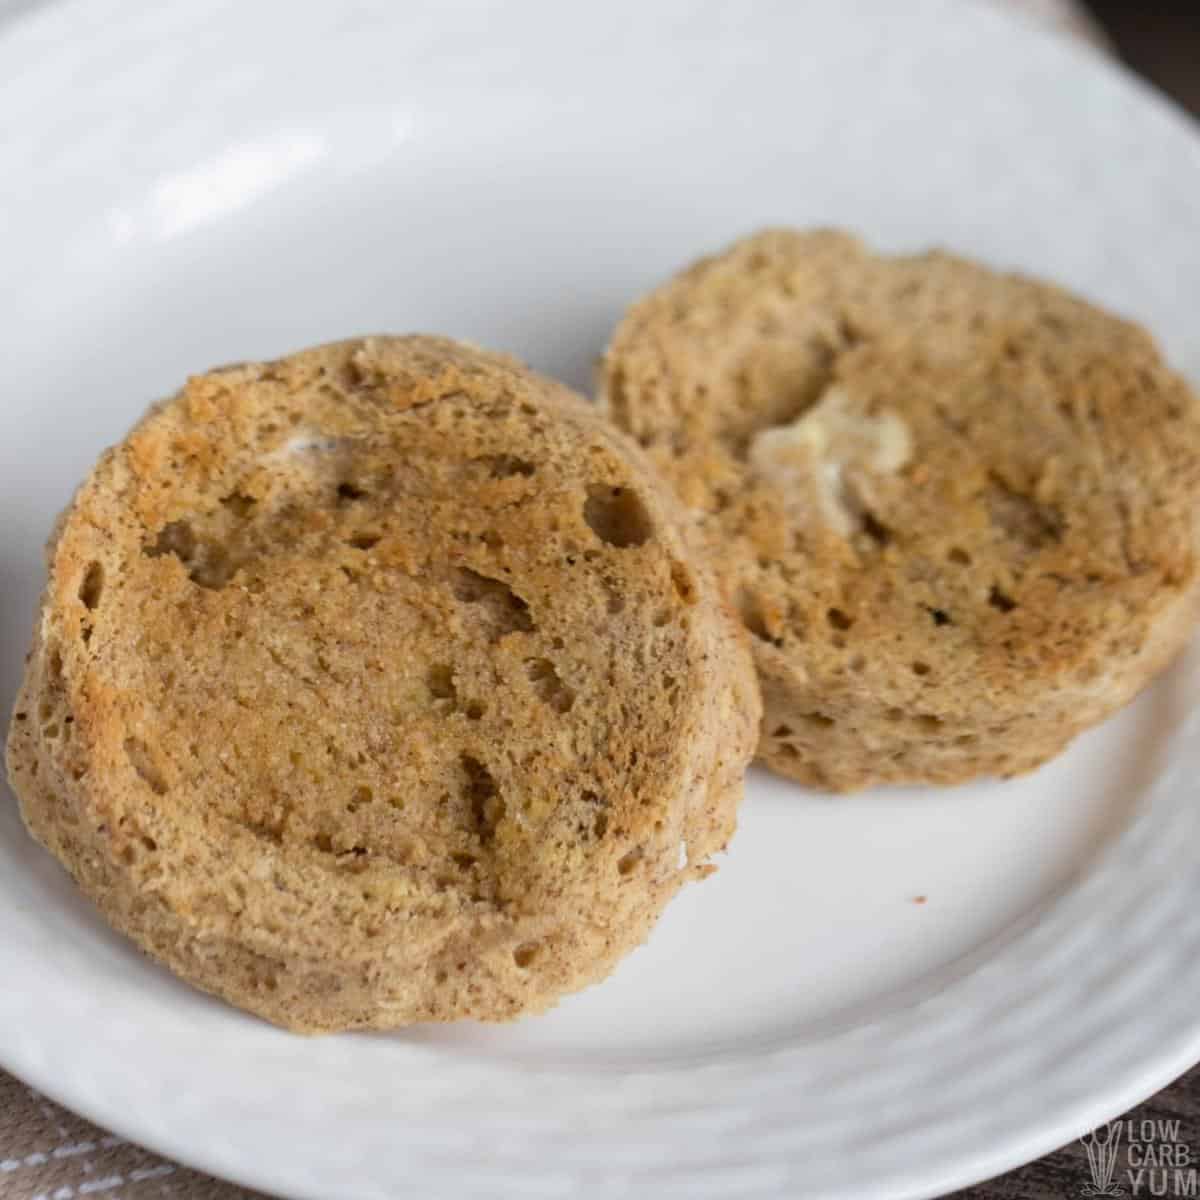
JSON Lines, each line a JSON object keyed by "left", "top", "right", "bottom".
{"left": 948, "top": 546, "right": 972, "bottom": 566}
{"left": 79, "top": 562, "right": 104, "bottom": 611}
{"left": 581, "top": 790, "right": 610, "bottom": 839}
{"left": 190, "top": 551, "right": 236, "bottom": 590}
{"left": 739, "top": 589, "right": 781, "bottom": 645}
{"left": 861, "top": 510, "right": 891, "bottom": 546}
{"left": 452, "top": 568, "right": 534, "bottom": 636}
{"left": 836, "top": 315, "right": 863, "bottom": 348}
{"left": 584, "top": 485, "right": 653, "bottom": 548}
{"left": 461, "top": 754, "right": 503, "bottom": 842}
{"left": 147, "top": 520, "right": 197, "bottom": 563}
{"left": 340, "top": 845, "right": 369, "bottom": 863}
{"left": 340, "top": 355, "right": 376, "bottom": 390}
{"left": 617, "top": 846, "right": 644, "bottom": 876}
{"left": 826, "top": 608, "right": 853, "bottom": 631}
{"left": 526, "top": 657, "right": 575, "bottom": 713}
{"left": 481, "top": 454, "right": 535, "bottom": 479}
{"left": 512, "top": 941, "right": 540, "bottom": 968}
{"left": 347, "top": 532, "right": 380, "bottom": 551}
{"left": 802, "top": 712, "right": 835, "bottom": 728}
{"left": 146, "top": 519, "right": 236, "bottom": 589}
{"left": 670, "top": 561, "right": 697, "bottom": 605}
{"left": 918, "top": 714, "right": 944, "bottom": 731}
{"left": 912, "top": 661, "right": 932, "bottom": 677}
{"left": 772, "top": 724, "right": 793, "bottom": 738}
{"left": 220, "top": 492, "right": 256, "bottom": 518}
{"left": 427, "top": 663, "right": 457, "bottom": 706}
{"left": 124, "top": 737, "right": 168, "bottom": 795}
{"left": 337, "top": 481, "right": 367, "bottom": 503}
{"left": 989, "top": 586, "right": 1017, "bottom": 613}
{"left": 927, "top": 607, "right": 953, "bottom": 627}
{"left": 986, "top": 473, "right": 1062, "bottom": 549}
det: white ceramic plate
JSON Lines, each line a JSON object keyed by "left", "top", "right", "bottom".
{"left": 3, "top": 1, "right": 1200, "bottom": 1197}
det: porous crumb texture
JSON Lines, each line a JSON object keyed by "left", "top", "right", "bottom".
{"left": 602, "top": 230, "right": 1200, "bottom": 790}
{"left": 5, "top": 336, "right": 759, "bottom": 1031}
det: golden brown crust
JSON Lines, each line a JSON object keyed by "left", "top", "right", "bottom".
{"left": 5, "top": 336, "right": 759, "bottom": 1030}
{"left": 602, "top": 230, "right": 1200, "bottom": 790}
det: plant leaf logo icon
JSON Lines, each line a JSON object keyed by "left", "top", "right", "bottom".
{"left": 1079, "top": 1122, "right": 1125, "bottom": 1196}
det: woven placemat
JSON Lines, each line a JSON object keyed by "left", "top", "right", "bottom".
{"left": 0, "top": 3, "right": 1140, "bottom": 1199}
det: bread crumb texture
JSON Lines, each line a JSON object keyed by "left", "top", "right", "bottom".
{"left": 602, "top": 230, "right": 1200, "bottom": 790}
{"left": 5, "top": 336, "right": 759, "bottom": 1031}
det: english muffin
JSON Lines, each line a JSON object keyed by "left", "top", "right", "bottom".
{"left": 601, "top": 230, "right": 1200, "bottom": 790}
{"left": 5, "top": 336, "right": 759, "bottom": 1031}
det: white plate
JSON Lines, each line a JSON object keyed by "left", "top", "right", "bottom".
{"left": 2, "top": 1, "right": 1200, "bottom": 1197}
